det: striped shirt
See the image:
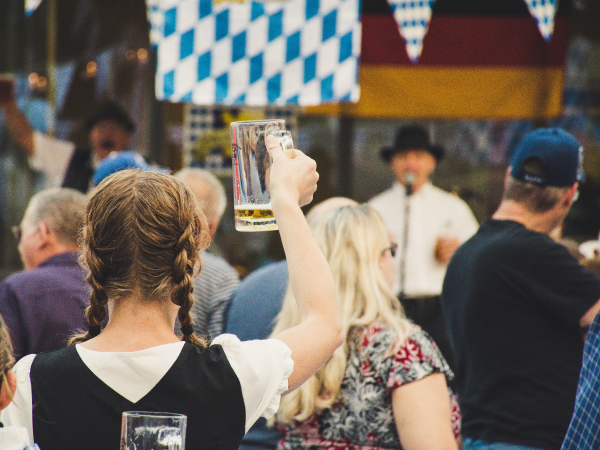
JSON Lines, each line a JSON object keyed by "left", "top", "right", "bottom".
{"left": 179, "top": 252, "right": 240, "bottom": 340}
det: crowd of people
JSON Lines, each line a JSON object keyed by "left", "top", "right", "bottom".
{"left": 2, "top": 93, "right": 600, "bottom": 450}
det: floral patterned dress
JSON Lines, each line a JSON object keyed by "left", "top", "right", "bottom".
{"left": 278, "top": 323, "right": 461, "bottom": 450}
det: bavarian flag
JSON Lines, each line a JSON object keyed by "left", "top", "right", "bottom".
{"left": 307, "top": 0, "right": 570, "bottom": 119}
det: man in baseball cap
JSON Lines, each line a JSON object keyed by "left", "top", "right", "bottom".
{"left": 442, "top": 128, "right": 600, "bottom": 450}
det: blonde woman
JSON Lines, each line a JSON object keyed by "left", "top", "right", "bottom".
{"left": 273, "top": 205, "right": 460, "bottom": 450}
{"left": 2, "top": 138, "right": 343, "bottom": 450}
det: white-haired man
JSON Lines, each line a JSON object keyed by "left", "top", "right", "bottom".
{"left": 0, "top": 188, "right": 90, "bottom": 359}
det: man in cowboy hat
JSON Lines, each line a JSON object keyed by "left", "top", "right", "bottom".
{"left": 369, "top": 124, "right": 478, "bottom": 371}
{"left": 0, "top": 87, "right": 135, "bottom": 192}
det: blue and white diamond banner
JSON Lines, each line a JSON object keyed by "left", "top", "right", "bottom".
{"left": 150, "top": 0, "right": 361, "bottom": 106}
{"left": 524, "top": 0, "right": 558, "bottom": 41}
{"left": 388, "top": 0, "right": 436, "bottom": 63}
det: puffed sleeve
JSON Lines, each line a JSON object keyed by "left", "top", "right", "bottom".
{"left": 212, "top": 334, "right": 293, "bottom": 432}
{"left": 1, "top": 354, "right": 36, "bottom": 444}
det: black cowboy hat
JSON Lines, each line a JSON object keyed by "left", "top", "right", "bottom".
{"left": 85, "top": 101, "right": 135, "bottom": 133}
{"left": 380, "top": 125, "right": 445, "bottom": 163}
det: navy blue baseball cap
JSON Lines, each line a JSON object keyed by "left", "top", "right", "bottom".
{"left": 510, "top": 128, "right": 584, "bottom": 187}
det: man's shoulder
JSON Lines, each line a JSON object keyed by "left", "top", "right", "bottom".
{"left": 3, "top": 257, "right": 86, "bottom": 292}
{"left": 425, "top": 184, "right": 469, "bottom": 206}
{"left": 200, "top": 252, "right": 238, "bottom": 277}
{"left": 241, "top": 260, "right": 288, "bottom": 285}
{"left": 459, "top": 220, "right": 555, "bottom": 261}
{"left": 231, "top": 260, "right": 288, "bottom": 302}
{"left": 369, "top": 185, "right": 396, "bottom": 205}
{"left": 197, "top": 253, "right": 240, "bottom": 292}
{"left": 1, "top": 267, "right": 45, "bottom": 289}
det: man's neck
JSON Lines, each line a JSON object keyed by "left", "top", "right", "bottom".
{"left": 34, "top": 245, "right": 79, "bottom": 269}
{"left": 492, "top": 200, "right": 564, "bottom": 236}
{"left": 397, "top": 179, "right": 428, "bottom": 194}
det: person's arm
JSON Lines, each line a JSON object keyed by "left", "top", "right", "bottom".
{"left": 0, "top": 99, "right": 34, "bottom": 156}
{"left": 392, "top": 373, "right": 459, "bottom": 450}
{"left": 266, "top": 135, "right": 343, "bottom": 393}
{"left": 434, "top": 237, "right": 461, "bottom": 264}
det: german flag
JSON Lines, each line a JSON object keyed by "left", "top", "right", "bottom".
{"left": 306, "top": 0, "right": 570, "bottom": 119}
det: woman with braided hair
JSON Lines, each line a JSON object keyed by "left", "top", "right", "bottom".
{"left": 1, "top": 137, "right": 343, "bottom": 450}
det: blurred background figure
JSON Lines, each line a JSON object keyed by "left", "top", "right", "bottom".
{"left": 0, "top": 314, "right": 36, "bottom": 449}
{"left": 0, "top": 81, "right": 135, "bottom": 192}
{"left": 92, "top": 149, "right": 168, "bottom": 187}
{"left": 369, "top": 124, "right": 478, "bottom": 374}
{"left": 442, "top": 128, "right": 600, "bottom": 450}
{"left": 175, "top": 167, "right": 239, "bottom": 339}
{"left": 0, "top": 188, "right": 89, "bottom": 360}
{"left": 273, "top": 205, "right": 459, "bottom": 450}
{"left": 224, "top": 196, "right": 357, "bottom": 450}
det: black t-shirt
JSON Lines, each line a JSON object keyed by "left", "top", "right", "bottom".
{"left": 441, "top": 219, "right": 600, "bottom": 450}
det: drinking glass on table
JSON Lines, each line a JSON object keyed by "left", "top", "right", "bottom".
{"left": 230, "top": 119, "right": 294, "bottom": 232}
{"left": 121, "top": 411, "right": 187, "bottom": 450}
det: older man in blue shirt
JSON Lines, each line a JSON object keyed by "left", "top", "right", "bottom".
{"left": 0, "top": 188, "right": 90, "bottom": 360}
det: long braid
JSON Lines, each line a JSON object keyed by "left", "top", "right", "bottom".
{"left": 173, "top": 209, "right": 207, "bottom": 347}
{"left": 69, "top": 232, "right": 109, "bottom": 344}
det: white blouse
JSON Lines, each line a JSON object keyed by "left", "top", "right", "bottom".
{"left": 1, "top": 334, "right": 293, "bottom": 444}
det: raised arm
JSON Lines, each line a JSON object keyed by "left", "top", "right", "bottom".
{"left": 0, "top": 98, "right": 34, "bottom": 157}
{"left": 266, "top": 135, "right": 343, "bottom": 393}
{"left": 392, "top": 373, "right": 459, "bottom": 450}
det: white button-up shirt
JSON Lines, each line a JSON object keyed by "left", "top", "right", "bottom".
{"left": 369, "top": 182, "right": 479, "bottom": 297}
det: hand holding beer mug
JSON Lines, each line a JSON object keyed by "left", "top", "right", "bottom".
{"left": 231, "top": 120, "right": 296, "bottom": 231}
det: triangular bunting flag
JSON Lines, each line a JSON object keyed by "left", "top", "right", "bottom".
{"left": 387, "top": 0, "right": 435, "bottom": 63}
{"left": 25, "top": 0, "right": 43, "bottom": 16}
{"left": 524, "top": 0, "right": 558, "bottom": 41}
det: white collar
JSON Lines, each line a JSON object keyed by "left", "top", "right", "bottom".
{"left": 75, "top": 342, "right": 185, "bottom": 403}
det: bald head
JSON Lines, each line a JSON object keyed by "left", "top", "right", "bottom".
{"left": 306, "top": 197, "right": 358, "bottom": 224}
{"left": 174, "top": 168, "right": 227, "bottom": 237}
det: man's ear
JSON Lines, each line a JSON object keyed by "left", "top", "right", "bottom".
{"left": 0, "top": 369, "right": 17, "bottom": 410}
{"left": 37, "top": 221, "right": 53, "bottom": 248}
{"left": 208, "top": 217, "right": 220, "bottom": 238}
{"left": 564, "top": 183, "right": 579, "bottom": 208}
{"left": 504, "top": 167, "right": 512, "bottom": 185}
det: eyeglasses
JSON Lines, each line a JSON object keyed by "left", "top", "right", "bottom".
{"left": 11, "top": 225, "right": 21, "bottom": 242}
{"left": 383, "top": 242, "right": 398, "bottom": 258}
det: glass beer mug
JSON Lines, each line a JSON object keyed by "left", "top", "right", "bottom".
{"left": 230, "top": 120, "right": 294, "bottom": 232}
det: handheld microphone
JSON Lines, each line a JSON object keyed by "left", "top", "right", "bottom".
{"left": 404, "top": 173, "right": 416, "bottom": 196}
